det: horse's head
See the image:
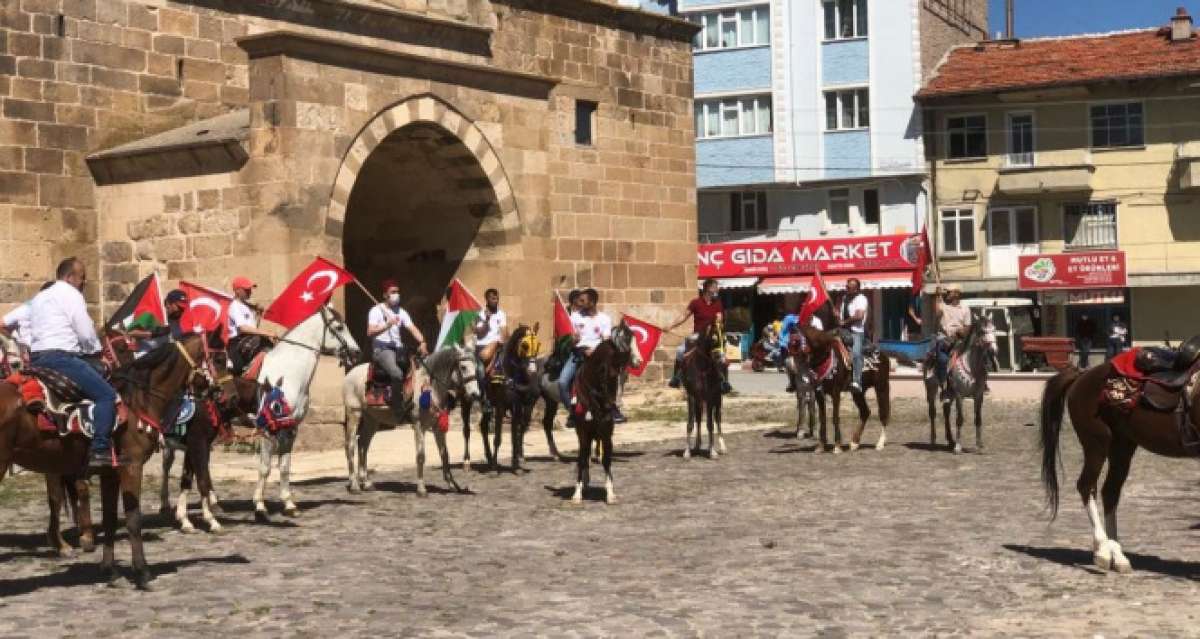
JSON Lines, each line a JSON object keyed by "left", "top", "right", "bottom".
{"left": 509, "top": 323, "right": 542, "bottom": 376}
{"left": 611, "top": 320, "right": 642, "bottom": 370}
{"left": 318, "top": 306, "right": 361, "bottom": 369}
{"left": 449, "top": 344, "right": 482, "bottom": 402}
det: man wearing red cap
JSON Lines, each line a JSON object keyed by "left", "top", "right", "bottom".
{"left": 226, "top": 275, "right": 278, "bottom": 374}
{"left": 367, "top": 279, "right": 428, "bottom": 418}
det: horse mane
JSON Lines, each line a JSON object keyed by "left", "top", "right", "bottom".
{"left": 424, "top": 345, "right": 461, "bottom": 381}
{"left": 503, "top": 325, "right": 528, "bottom": 359}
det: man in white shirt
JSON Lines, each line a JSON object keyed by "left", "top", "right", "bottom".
{"left": 367, "top": 279, "right": 428, "bottom": 417}
{"left": 839, "top": 278, "right": 869, "bottom": 392}
{"left": 1, "top": 281, "right": 54, "bottom": 354}
{"left": 558, "top": 288, "right": 612, "bottom": 420}
{"left": 475, "top": 288, "right": 508, "bottom": 369}
{"left": 29, "top": 258, "right": 119, "bottom": 470}
{"left": 225, "top": 275, "right": 279, "bottom": 374}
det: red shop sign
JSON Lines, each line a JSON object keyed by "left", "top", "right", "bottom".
{"left": 697, "top": 234, "right": 923, "bottom": 278}
{"left": 1017, "top": 251, "right": 1127, "bottom": 291}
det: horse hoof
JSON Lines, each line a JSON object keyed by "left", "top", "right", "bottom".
{"left": 571, "top": 495, "right": 583, "bottom": 505}
{"left": 55, "top": 546, "right": 77, "bottom": 559}
{"left": 134, "top": 572, "right": 153, "bottom": 591}
{"left": 362, "top": 481, "right": 375, "bottom": 492}
{"left": 80, "top": 538, "right": 96, "bottom": 554}
{"left": 210, "top": 524, "right": 226, "bottom": 535}
{"left": 953, "top": 444, "right": 963, "bottom": 455}
{"left": 254, "top": 509, "right": 270, "bottom": 523}
{"left": 848, "top": 441, "right": 860, "bottom": 452}
{"left": 347, "top": 484, "right": 361, "bottom": 495}
{"left": 101, "top": 567, "right": 119, "bottom": 586}
{"left": 874, "top": 440, "right": 886, "bottom": 451}
{"left": 1093, "top": 551, "right": 1113, "bottom": 572}
{"left": 812, "top": 445, "right": 824, "bottom": 454}
{"left": 463, "top": 460, "right": 472, "bottom": 472}
{"left": 179, "top": 523, "right": 198, "bottom": 535}
{"left": 1114, "top": 556, "right": 1133, "bottom": 573}
{"left": 708, "top": 449, "right": 718, "bottom": 459}
{"left": 282, "top": 507, "right": 299, "bottom": 518}
{"left": 831, "top": 445, "right": 842, "bottom": 455}
{"left": 606, "top": 494, "right": 617, "bottom": 505}
{"left": 416, "top": 488, "right": 428, "bottom": 499}
{"left": 682, "top": 449, "right": 691, "bottom": 460}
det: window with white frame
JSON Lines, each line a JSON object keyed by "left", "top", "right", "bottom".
{"left": 947, "top": 114, "right": 987, "bottom": 159}
{"left": 828, "top": 188, "right": 850, "bottom": 226}
{"left": 690, "top": 5, "right": 770, "bottom": 51}
{"left": 1006, "top": 112, "right": 1034, "bottom": 167}
{"left": 730, "top": 192, "right": 768, "bottom": 232}
{"left": 823, "top": 0, "right": 868, "bottom": 40}
{"left": 695, "top": 95, "right": 773, "bottom": 139}
{"left": 941, "top": 208, "right": 976, "bottom": 255}
{"left": 824, "top": 88, "right": 869, "bottom": 131}
{"left": 1090, "top": 102, "right": 1144, "bottom": 148}
{"left": 1063, "top": 201, "right": 1118, "bottom": 250}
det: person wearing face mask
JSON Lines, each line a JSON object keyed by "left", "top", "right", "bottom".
{"left": 225, "top": 275, "right": 279, "bottom": 375}
{"left": 666, "top": 278, "right": 731, "bottom": 394}
{"left": 29, "top": 257, "right": 118, "bottom": 470}
{"left": 367, "top": 280, "right": 428, "bottom": 418}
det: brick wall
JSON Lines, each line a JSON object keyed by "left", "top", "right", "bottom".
{"left": 919, "top": 0, "right": 989, "bottom": 81}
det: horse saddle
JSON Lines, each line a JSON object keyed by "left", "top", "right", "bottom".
{"left": 165, "top": 394, "right": 196, "bottom": 444}
{"left": 365, "top": 364, "right": 415, "bottom": 408}
{"left": 5, "top": 369, "right": 98, "bottom": 438}
{"left": 1105, "top": 349, "right": 1200, "bottom": 412}
{"left": 242, "top": 351, "right": 267, "bottom": 381}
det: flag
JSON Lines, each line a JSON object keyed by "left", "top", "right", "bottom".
{"left": 799, "top": 270, "right": 829, "bottom": 325}
{"left": 622, "top": 314, "right": 663, "bottom": 377}
{"left": 263, "top": 257, "right": 354, "bottom": 329}
{"left": 553, "top": 292, "right": 574, "bottom": 340}
{"left": 434, "top": 278, "right": 482, "bottom": 350}
{"left": 911, "top": 227, "right": 933, "bottom": 294}
{"left": 105, "top": 273, "right": 165, "bottom": 331}
{"left": 178, "top": 281, "right": 233, "bottom": 339}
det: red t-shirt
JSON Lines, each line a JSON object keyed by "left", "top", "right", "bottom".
{"left": 688, "top": 296, "right": 723, "bottom": 334}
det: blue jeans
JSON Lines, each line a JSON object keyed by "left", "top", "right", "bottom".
{"left": 850, "top": 331, "right": 864, "bottom": 386}
{"left": 558, "top": 350, "right": 582, "bottom": 405}
{"left": 32, "top": 350, "right": 117, "bottom": 453}
{"left": 935, "top": 335, "right": 951, "bottom": 383}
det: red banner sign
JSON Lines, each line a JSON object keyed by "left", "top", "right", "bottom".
{"left": 1018, "top": 251, "right": 1127, "bottom": 290}
{"left": 697, "top": 234, "right": 923, "bottom": 278}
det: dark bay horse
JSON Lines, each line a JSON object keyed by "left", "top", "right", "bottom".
{"left": 792, "top": 323, "right": 891, "bottom": 453}
{"left": 924, "top": 319, "right": 991, "bottom": 453}
{"left": 1040, "top": 356, "right": 1200, "bottom": 573}
{"left": 481, "top": 323, "right": 542, "bottom": 473}
{"left": 570, "top": 322, "right": 640, "bottom": 504}
{"left": 0, "top": 334, "right": 210, "bottom": 589}
{"left": 682, "top": 321, "right": 724, "bottom": 459}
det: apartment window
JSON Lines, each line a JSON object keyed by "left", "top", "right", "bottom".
{"left": 730, "top": 192, "right": 768, "bottom": 232}
{"left": 947, "top": 114, "right": 987, "bottom": 159}
{"left": 823, "top": 0, "right": 868, "bottom": 40}
{"left": 1064, "top": 202, "right": 1118, "bottom": 250}
{"left": 862, "top": 189, "right": 880, "bottom": 226}
{"left": 691, "top": 5, "right": 770, "bottom": 51}
{"left": 1090, "top": 102, "right": 1144, "bottom": 148}
{"left": 828, "top": 188, "right": 850, "bottom": 226}
{"left": 941, "top": 208, "right": 976, "bottom": 255}
{"left": 695, "top": 95, "right": 772, "bottom": 139}
{"left": 1006, "top": 112, "right": 1034, "bottom": 167}
{"left": 824, "top": 89, "right": 869, "bottom": 130}
{"left": 575, "top": 100, "right": 597, "bottom": 146}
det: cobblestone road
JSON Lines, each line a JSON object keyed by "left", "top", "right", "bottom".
{"left": 2, "top": 398, "right": 1200, "bottom": 637}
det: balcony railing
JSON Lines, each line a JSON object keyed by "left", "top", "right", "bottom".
{"left": 1064, "top": 203, "right": 1118, "bottom": 251}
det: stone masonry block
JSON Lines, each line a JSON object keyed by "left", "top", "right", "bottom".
{"left": 101, "top": 240, "right": 131, "bottom": 263}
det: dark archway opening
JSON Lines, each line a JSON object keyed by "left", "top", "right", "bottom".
{"left": 342, "top": 122, "right": 499, "bottom": 349}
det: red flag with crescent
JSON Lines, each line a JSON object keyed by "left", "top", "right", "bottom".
{"left": 622, "top": 314, "right": 662, "bottom": 377}
{"left": 799, "top": 270, "right": 829, "bottom": 325}
{"left": 911, "top": 227, "right": 933, "bottom": 294}
{"left": 264, "top": 258, "right": 354, "bottom": 329}
{"left": 178, "top": 281, "right": 232, "bottom": 339}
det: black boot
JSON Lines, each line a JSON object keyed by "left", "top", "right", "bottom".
{"left": 668, "top": 361, "right": 682, "bottom": 388}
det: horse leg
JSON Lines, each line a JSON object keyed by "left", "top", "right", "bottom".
{"left": 279, "top": 448, "right": 298, "bottom": 517}
{"left": 716, "top": 398, "right": 726, "bottom": 454}
{"left": 45, "top": 474, "right": 73, "bottom": 557}
{"left": 848, "top": 390, "right": 872, "bottom": 451}
{"left": 462, "top": 399, "right": 474, "bottom": 472}
{"left": 492, "top": 404, "right": 505, "bottom": 475}
{"left": 121, "top": 465, "right": 152, "bottom": 590}
{"left": 99, "top": 472, "right": 119, "bottom": 584}
{"left": 176, "top": 454, "right": 196, "bottom": 534}
{"left": 974, "top": 389, "right": 985, "bottom": 453}
{"left": 253, "top": 435, "right": 272, "bottom": 521}
{"left": 1074, "top": 420, "right": 1115, "bottom": 571}
{"left": 345, "top": 409, "right": 362, "bottom": 494}
{"left": 683, "top": 394, "right": 695, "bottom": 459}
{"left": 159, "top": 446, "right": 174, "bottom": 515}
{"left": 435, "top": 426, "right": 462, "bottom": 492}
{"left": 1099, "top": 435, "right": 1136, "bottom": 573}
{"left": 194, "top": 435, "right": 221, "bottom": 533}
{"left": 603, "top": 425, "right": 616, "bottom": 505}
{"left": 953, "top": 397, "right": 966, "bottom": 454}
{"left": 358, "top": 417, "right": 377, "bottom": 491}
{"left": 874, "top": 380, "right": 890, "bottom": 451}
{"left": 543, "top": 398, "right": 561, "bottom": 460}
{"left": 830, "top": 392, "right": 842, "bottom": 454}
{"left": 706, "top": 397, "right": 718, "bottom": 459}
{"left": 814, "top": 393, "right": 828, "bottom": 453}
{"left": 926, "top": 379, "right": 938, "bottom": 445}
{"left": 414, "top": 415, "right": 428, "bottom": 498}
{"left": 572, "top": 427, "right": 589, "bottom": 504}
{"left": 67, "top": 477, "right": 95, "bottom": 552}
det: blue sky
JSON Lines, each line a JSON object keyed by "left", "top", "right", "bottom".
{"left": 988, "top": 0, "right": 1196, "bottom": 38}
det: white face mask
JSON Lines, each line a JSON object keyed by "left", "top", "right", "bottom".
{"left": 388, "top": 293, "right": 400, "bottom": 306}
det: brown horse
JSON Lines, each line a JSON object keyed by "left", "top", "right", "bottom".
{"left": 570, "top": 321, "right": 640, "bottom": 505}
{"left": 681, "top": 321, "right": 724, "bottom": 459}
{"left": 792, "top": 323, "right": 891, "bottom": 453}
{"left": 481, "top": 323, "right": 542, "bottom": 474}
{"left": 0, "top": 334, "right": 209, "bottom": 589}
{"left": 1040, "top": 359, "right": 1200, "bottom": 573}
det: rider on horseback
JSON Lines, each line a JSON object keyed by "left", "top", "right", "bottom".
{"left": 225, "top": 276, "right": 279, "bottom": 375}
{"left": 839, "top": 278, "right": 869, "bottom": 393}
{"left": 933, "top": 285, "right": 972, "bottom": 399}
{"left": 28, "top": 258, "right": 117, "bottom": 470}
{"left": 667, "top": 278, "right": 732, "bottom": 394}
{"left": 2, "top": 281, "right": 53, "bottom": 363}
{"left": 475, "top": 288, "right": 508, "bottom": 381}
{"left": 558, "top": 288, "right": 611, "bottom": 424}
{"left": 367, "top": 280, "right": 428, "bottom": 418}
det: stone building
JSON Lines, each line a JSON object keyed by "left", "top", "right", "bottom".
{"left": 0, "top": 0, "right": 698, "bottom": 444}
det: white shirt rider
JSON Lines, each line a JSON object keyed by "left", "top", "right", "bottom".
{"left": 476, "top": 308, "right": 507, "bottom": 347}
{"left": 2, "top": 302, "right": 33, "bottom": 349}
{"left": 843, "top": 293, "right": 868, "bottom": 334}
{"left": 29, "top": 280, "right": 101, "bottom": 354}
{"left": 367, "top": 303, "right": 413, "bottom": 348}
{"left": 227, "top": 299, "right": 257, "bottom": 339}
{"left": 572, "top": 309, "right": 612, "bottom": 350}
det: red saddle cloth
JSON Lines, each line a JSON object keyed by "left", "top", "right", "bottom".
{"left": 365, "top": 365, "right": 414, "bottom": 408}
{"left": 242, "top": 352, "right": 267, "bottom": 381}
{"left": 1110, "top": 348, "right": 1146, "bottom": 381}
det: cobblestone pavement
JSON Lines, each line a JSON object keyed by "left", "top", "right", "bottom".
{"left": 2, "top": 398, "right": 1200, "bottom": 637}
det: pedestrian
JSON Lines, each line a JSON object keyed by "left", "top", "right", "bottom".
{"left": 1075, "top": 313, "right": 1097, "bottom": 368}
{"left": 1107, "top": 313, "right": 1129, "bottom": 361}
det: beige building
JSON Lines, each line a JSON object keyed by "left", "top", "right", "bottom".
{"left": 0, "top": 0, "right": 698, "bottom": 444}
{"left": 918, "top": 8, "right": 1200, "bottom": 364}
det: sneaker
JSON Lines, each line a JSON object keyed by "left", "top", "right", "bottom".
{"left": 667, "top": 375, "right": 681, "bottom": 389}
{"left": 612, "top": 408, "right": 627, "bottom": 424}
{"left": 87, "top": 449, "right": 118, "bottom": 472}
{"left": 849, "top": 382, "right": 862, "bottom": 393}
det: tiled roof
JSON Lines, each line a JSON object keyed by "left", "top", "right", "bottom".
{"left": 918, "top": 27, "right": 1200, "bottom": 100}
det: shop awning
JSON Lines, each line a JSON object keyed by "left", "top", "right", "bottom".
{"left": 757, "top": 276, "right": 809, "bottom": 295}
{"left": 704, "top": 277, "right": 759, "bottom": 290}
{"left": 758, "top": 272, "right": 913, "bottom": 295}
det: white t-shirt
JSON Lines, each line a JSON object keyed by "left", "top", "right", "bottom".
{"left": 810, "top": 315, "right": 824, "bottom": 331}
{"left": 843, "top": 293, "right": 868, "bottom": 333}
{"left": 476, "top": 308, "right": 507, "bottom": 347}
{"left": 29, "top": 281, "right": 101, "bottom": 354}
{"left": 227, "top": 299, "right": 257, "bottom": 339}
{"left": 2, "top": 303, "right": 33, "bottom": 348}
{"left": 368, "top": 304, "right": 413, "bottom": 348}
{"left": 572, "top": 310, "right": 612, "bottom": 350}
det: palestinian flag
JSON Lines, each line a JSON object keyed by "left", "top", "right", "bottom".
{"left": 105, "top": 273, "right": 166, "bottom": 331}
{"left": 434, "top": 278, "right": 482, "bottom": 350}
{"left": 553, "top": 292, "right": 575, "bottom": 353}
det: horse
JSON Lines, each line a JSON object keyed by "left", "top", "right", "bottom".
{"left": 480, "top": 324, "right": 543, "bottom": 473}
{"left": 343, "top": 337, "right": 481, "bottom": 496}
{"left": 923, "top": 319, "right": 991, "bottom": 453}
{"left": 158, "top": 394, "right": 228, "bottom": 534}
{"left": 681, "top": 321, "right": 725, "bottom": 459}
{"left": 0, "top": 334, "right": 210, "bottom": 589}
{"left": 570, "top": 321, "right": 641, "bottom": 504}
{"left": 783, "top": 333, "right": 817, "bottom": 439}
{"left": 1039, "top": 352, "right": 1200, "bottom": 573}
{"left": 792, "top": 323, "right": 891, "bottom": 453}
{"left": 250, "top": 306, "right": 360, "bottom": 520}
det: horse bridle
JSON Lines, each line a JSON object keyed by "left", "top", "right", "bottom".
{"left": 273, "top": 307, "right": 357, "bottom": 370}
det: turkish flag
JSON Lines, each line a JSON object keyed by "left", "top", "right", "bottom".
{"left": 622, "top": 314, "right": 662, "bottom": 377}
{"left": 553, "top": 293, "right": 573, "bottom": 340}
{"left": 911, "top": 228, "right": 933, "bottom": 294}
{"left": 264, "top": 258, "right": 355, "bottom": 329}
{"left": 799, "top": 270, "right": 829, "bottom": 325}
{"left": 178, "top": 281, "right": 232, "bottom": 339}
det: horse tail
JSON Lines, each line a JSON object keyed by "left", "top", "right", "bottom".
{"left": 1040, "top": 366, "right": 1082, "bottom": 519}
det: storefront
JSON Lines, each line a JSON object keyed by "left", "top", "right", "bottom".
{"left": 699, "top": 234, "right": 925, "bottom": 355}
{"left": 1019, "top": 250, "right": 1130, "bottom": 366}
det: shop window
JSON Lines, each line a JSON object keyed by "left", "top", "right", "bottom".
{"left": 1064, "top": 202, "right": 1117, "bottom": 250}
{"left": 730, "top": 191, "right": 768, "bottom": 232}
{"left": 941, "top": 208, "right": 975, "bottom": 255}
{"left": 947, "top": 114, "right": 986, "bottom": 159}
{"left": 828, "top": 188, "right": 850, "bottom": 226}
{"left": 862, "top": 189, "right": 880, "bottom": 226}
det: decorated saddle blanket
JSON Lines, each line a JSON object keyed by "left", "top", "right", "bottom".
{"left": 1103, "top": 349, "right": 1200, "bottom": 412}
{"left": 4, "top": 370, "right": 127, "bottom": 438}
{"left": 364, "top": 364, "right": 415, "bottom": 408}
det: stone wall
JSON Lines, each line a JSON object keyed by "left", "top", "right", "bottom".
{"left": 919, "top": 0, "right": 989, "bottom": 81}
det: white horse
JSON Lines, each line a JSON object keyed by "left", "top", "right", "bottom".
{"left": 251, "top": 306, "right": 360, "bottom": 520}
{"left": 343, "top": 337, "right": 481, "bottom": 496}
